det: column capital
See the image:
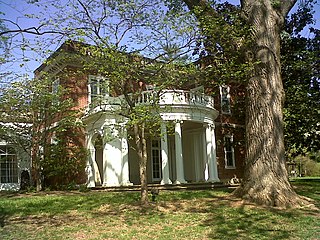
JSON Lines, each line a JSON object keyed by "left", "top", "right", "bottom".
{"left": 174, "top": 120, "right": 184, "bottom": 124}
{"left": 204, "top": 123, "right": 215, "bottom": 129}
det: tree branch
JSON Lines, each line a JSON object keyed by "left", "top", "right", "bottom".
{"left": 0, "top": 19, "right": 64, "bottom": 37}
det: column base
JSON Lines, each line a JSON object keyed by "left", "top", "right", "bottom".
{"left": 174, "top": 179, "right": 187, "bottom": 185}
{"left": 160, "top": 179, "right": 172, "bottom": 185}
{"left": 121, "top": 181, "right": 133, "bottom": 186}
{"left": 87, "top": 181, "right": 95, "bottom": 188}
{"left": 207, "top": 178, "right": 220, "bottom": 183}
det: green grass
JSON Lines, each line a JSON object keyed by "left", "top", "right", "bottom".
{"left": 0, "top": 180, "right": 319, "bottom": 240}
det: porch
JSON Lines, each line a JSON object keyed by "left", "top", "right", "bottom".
{"left": 84, "top": 89, "right": 220, "bottom": 188}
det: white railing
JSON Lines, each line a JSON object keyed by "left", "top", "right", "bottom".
{"left": 133, "top": 90, "right": 214, "bottom": 109}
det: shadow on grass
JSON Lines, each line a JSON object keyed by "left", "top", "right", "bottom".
{"left": 0, "top": 190, "right": 141, "bottom": 228}
{"left": 198, "top": 180, "right": 320, "bottom": 240}
{"left": 1, "top": 181, "right": 319, "bottom": 239}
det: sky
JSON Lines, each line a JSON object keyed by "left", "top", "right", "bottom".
{"left": 0, "top": 0, "right": 319, "bottom": 83}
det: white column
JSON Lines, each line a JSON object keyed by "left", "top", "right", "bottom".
{"left": 203, "top": 128, "right": 209, "bottom": 181}
{"left": 160, "top": 122, "right": 172, "bottom": 185}
{"left": 205, "top": 124, "right": 220, "bottom": 182}
{"left": 86, "top": 133, "right": 95, "bottom": 187}
{"left": 121, "top": 127, "right": 132, "bottom": 186}
{"left": 174, "top": 121, "right": 186, "bottom": 184}
{"left": 103, "top": 125, "right": 122, "bottom": 186}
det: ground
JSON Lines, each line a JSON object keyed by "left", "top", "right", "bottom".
{"left": 0, "top": 179, "right": 319, "bottom": 239}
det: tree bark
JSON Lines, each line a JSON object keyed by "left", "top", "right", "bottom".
{"left": 183, "top": 0, "right": 308, "bottom": 207}
{"left": 232, "top": 0, "right": 305, "bottom": 207}
{"left": 134, "top": 123, "right": 149, "bottom": 206}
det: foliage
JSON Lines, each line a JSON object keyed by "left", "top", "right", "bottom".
{"left": 30, "top": 0, "right": 201, "bottom": 204}
{"left": 191, "top": 2, "right": 254, "bottom": 86}
{"left": 42, "top": 134, "right": 87, "bottom": 189}
{"left": 292, "top": 153, "right": 320, "bottom": 177}
{"left": 0, "top": 13, "right": 10, "bottom": 67}
{"left": 282, "top": 0, "right": 320, "bottom": 157}
{"left": 0, "top": 75, "right": 86, "bottom": 190}
{"left": 0, "top": 181, "right": 319, "bottom": 239}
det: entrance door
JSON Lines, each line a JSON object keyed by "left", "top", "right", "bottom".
{"left": 94, "top": 135, "right": 103, "bottom": 185}
{"left": 151, "top": 139, "right": 162, "bottom": 181}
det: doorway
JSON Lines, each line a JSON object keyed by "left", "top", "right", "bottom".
{"left": 94, "top": 135, "right": 103, "bottom": 185}
{"left": 151, "top": 139, "right": 162, "bottom": 182}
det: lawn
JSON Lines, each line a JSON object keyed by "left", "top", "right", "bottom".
{"left": 0, "top": 179, "right": 319, "bottom": 240}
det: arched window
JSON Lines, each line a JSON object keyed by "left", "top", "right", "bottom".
{"left": 0, "top": 145, "right": 18, "bottom": 183}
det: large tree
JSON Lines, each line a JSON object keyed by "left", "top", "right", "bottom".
{"left": 182, "top": 0, "right": 308, "bottom": 207}
{"left": 1, "top": 0, "right": 315, "bottom": 207}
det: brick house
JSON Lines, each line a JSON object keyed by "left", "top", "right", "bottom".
{"left": 26, "top": 40, "right": 245, "bottom": 189}
{"left": 0, "top": 123, "right": 31, "bottom": 191}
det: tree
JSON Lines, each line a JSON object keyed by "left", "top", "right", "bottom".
{"left": 282, "top": 1, "right": 320, "bottom": 158}
{"left": 2, "top": 0, "right": 314, "bottom": 207}
{"left": 1, "top": 0, "right": 197, "bottom": 205}
{"left": 182, "top": 0, "right": 308, "bottom": 207}
{"left": 0, "top": 76, "right": 86, "bottom": 191}
{"left": 75, "top": 40, "right": 194, "bottom": 205}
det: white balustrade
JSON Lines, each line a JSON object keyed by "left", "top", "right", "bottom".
{"left": 131, "top": 90, "right": 214, "bottom": 109}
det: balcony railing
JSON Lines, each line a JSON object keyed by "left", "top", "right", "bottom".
{"left": 86, "top": 90, "right": 215, "bottom": 116}
{"left": 133, "top": 90, "right": 214, "bottom": 109}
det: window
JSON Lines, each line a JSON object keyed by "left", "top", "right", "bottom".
{"left": 0, "top": 145, "right": 18, "bottom": 183}
{"left": 151, "top": 139, "right": 162, "bottom": 181}
{"left": 52, "top": 78, "right": 60, "bottom": 94}
{"left": 220, "top": 85, "right": 231, "bottom": 114}
{"left": 88, "top": 75, "right": 109, "bottom": 104}
{"left": 224, "top": 135, "right": 235, "bottom": 169}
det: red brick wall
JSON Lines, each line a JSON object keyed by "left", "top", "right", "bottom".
{"left": 213, "top": 83, "right": 246, "bottom": 182}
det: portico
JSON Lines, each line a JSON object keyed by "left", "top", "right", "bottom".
{"left": 155, "top": 121, "right": 220, "bottom": 185}
{"left": 84, "top": 89, "right": 220, "bottom": 188}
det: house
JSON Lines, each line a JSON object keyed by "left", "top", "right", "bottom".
{"left": 0, "top": 123, "right": 31, "bottom": 191}
{"left": 33, "top": 41, "right": 245, "bottom": 188}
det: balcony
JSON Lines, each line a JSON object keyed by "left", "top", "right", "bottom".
{"left": 85, "top": 89, "right": 217, "bottom": 123}
{"left": 134, "top": 90, "right": 215, "bottom": 110}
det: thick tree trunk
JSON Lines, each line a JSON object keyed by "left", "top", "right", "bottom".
{"left": 183, "top": 0, "right": 307, "bottom": 207}
{"left": 134, "top": 123, "right": 149, "bottom": 205}
{"left": 233, "top": 0, "right": 304, "bottom": 207}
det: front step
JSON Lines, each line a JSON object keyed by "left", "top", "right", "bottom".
{"left": 91, "top": 182, "right": 235, "bottom": 192}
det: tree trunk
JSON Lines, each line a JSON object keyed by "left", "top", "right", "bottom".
{"left": 32, "top": 154, "right": 42, "bottom": 191}
{"left": 233, "top": 0, "right": 305, "bottom": 207}
{"left": 31, "top": 121, "right": 42, "bottom": 191}
{"left": 134, "top": 123, "right": 149, "bottom": 206}
{"left": 183, "top": 0, "right": 307, "bottom": 207}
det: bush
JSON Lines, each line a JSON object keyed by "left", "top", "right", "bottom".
{"left": 294, "top": 154, "right": 320, "bottom": 177}
{"left": 42, "top": 138, "right": 88, "bottom": 189}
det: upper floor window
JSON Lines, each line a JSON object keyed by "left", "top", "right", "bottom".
{"left": 220, "top": 85, "right": 231, "bottom": 114}
{"left": 0, "top": 145, "right": 18, "bottom": 183}
{"left": 224, "top": 135, "right": 235, "bottom": 169}
{"left": 52, "top": 78, "right": 60, "bottom": 94}
{"left": 88, "top": 75, "right": 109, "bottom": 104}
